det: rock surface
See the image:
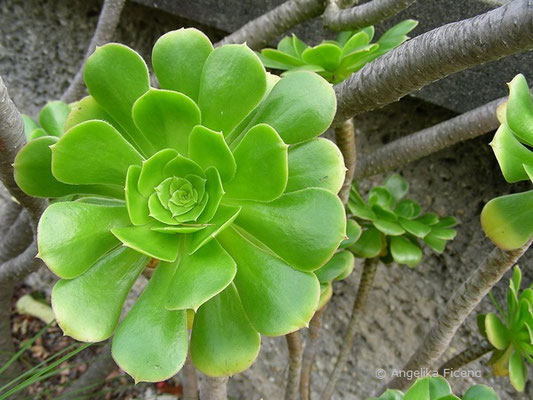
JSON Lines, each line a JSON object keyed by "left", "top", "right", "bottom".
{"left": 1, "top": 0, "right": 532, "bottom": 399}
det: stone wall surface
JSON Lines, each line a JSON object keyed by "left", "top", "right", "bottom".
{"left": 1, "top": 1, "right": 532, "bottom": 399}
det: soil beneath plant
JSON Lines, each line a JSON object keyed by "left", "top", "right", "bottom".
{"left": 1, "top": 1, "right": 532, "bottom": 399}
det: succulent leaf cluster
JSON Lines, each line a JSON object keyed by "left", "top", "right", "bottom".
{"left": 347, "top": 174, "right": 457, "bottom": 267}
{"left": 369, "top": 376, "right": 499, "bottom": 400}
{"left": 13, "top": 28, "right": 347, "bottom": 382}
{"left": 22, "top": 101, "right": 70, "bottom": 141}
{"left": 258, "top": 20, "right": 418, "bottom": 84}
{"left": 478, "top": 266, "right": 533, "bottom": 391}
{"left": 481, "top": 74, "right": 533, "bottom": 250}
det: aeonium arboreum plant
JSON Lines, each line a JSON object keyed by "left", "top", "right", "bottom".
{"left": 13, "top": 28, "right": 347, "bottom": 382}
{"left": 22, "top": 100, "right": 70, "bottom": 141}
{"left": 477, "top": 266, "right": 533, "bottom": 392}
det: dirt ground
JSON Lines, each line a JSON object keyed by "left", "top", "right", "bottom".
{"left": 1, "top": 0, "right": 532, "bottom": 399}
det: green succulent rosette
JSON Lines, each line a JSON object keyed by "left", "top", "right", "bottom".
{"left": 22, "top": 100, "right": 70, "bottom": 141}
{"left": 13, "top": 28, "right": 347, "bottom": 382}
{"left": 478, "top": 266, "right": 533, "bottom": 392}
{"left": 481, "top": 74, "right": 533, "bottom": 250}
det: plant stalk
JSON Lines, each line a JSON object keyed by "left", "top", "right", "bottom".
{"left": 321, "top": 257, "right": 379, "bottom": 400}
{"left": 437, "top": 341, "right": 493, "bottom": 377}
{"left": 183, "top": 352, "right": 199, "bottom": 400}
{"left": 300, "top": 306, "right": 326, "bottom": 400}
{"left": 201, "top": 376, "right": 228, "bottom": 400}
{"left": 285, "top": 331, "right": 304, "bottom": 400}
{"left": 335, "top": 118, "right": 356, "bottom": 205}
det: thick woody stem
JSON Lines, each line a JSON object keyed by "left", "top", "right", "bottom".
{"left": 334, "top": 0, "right": 533, "bottom": 125}
{"left": 285, "top": 331, "right": 304, "bottom": 400}
{"left": 216, "top": 0, "right": 326, "bottom": 50}
{"left": 300, "top": 306, "right": 326, "bottom": 400}
{"left": 0, "top": 240, "right": 42, "bottom": 284}
{"left": 0, "top": 210, "right": 32, "bottom": 263}
{"left": 61, "top": 0, "right": 126, "bottom": 103}
{"left": 323, "top": 0, "right": 416, "bottom": 31}
{"left": 321, "top": 257, "right": 379, "bottom": 400}
{"left": 386, "top": 241, "right": 531, "bottom": 391}
{"left": 437, "top": 341, "right": 493, "bottom": 377}
{"left": 0, "top": 281, "right": 21, "bottom": 391}
{"left": 183, "top": 352, "right": 199, "bottom": 400}
{"left": 335, "top": 118, "right": 356, "bottom": 205}
{"left": 201, "top": 376, "right": 228, "bottom": 400}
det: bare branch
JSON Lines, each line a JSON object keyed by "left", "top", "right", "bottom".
{"left": 0, "top": 209, "right": 32, "bottom": 263}
{"left": 216, "top": 0, "right": 326, "bottom": 50}
{"left": 354, "top": 94, "right": 512, "bottom": 179}
{"left": 334, "top": 0, "right": 533, "bottom": 125}
{"left": 335, "top": 118, "right": 356, "bottom": 204}
{"left": 284, "top": 331, "right": 303, "bottom": 400}
{"left": 61, "top": 0, "right": 126, "bottom": 103}
{"left": 183, "top": 352, "right": 199, "bottom": 400}
{"left": 0, "top": 200, "right": 22, "bottom": 235}
{"left": 386, "top": 240, "right": 532, "bottom": 392}
{"left": 323, "top": 0, "right": 416, "bottom": 31}
{"left": 321, "top": 257, "right": 379, "bottom": 400}
{"left": 200, "top": 376, "right": 228, "bottom": 400}
{"left": 300, "top": 306, "right": 325, "bottom": 400}
{"left": 437, "top": 341, "right": 493, "bottom": 377}
{"left": 0, "top": 240, "right": 42, "bottom": 284}
{"left": 0, "top": 77, "right": 47, "bottom": 227}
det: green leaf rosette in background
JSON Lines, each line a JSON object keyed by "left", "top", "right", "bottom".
{"left": 13, "top": 28, "right": 347, "bottom": 382}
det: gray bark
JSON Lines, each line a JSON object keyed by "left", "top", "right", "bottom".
{"left": 61, "top": 0, "right": 126, "bottom": 104}
{"left": 0, "top": 281, "right": 22, "bottom": 393}
{"left": 0, "top": 210, "right": 32, "bottom": 264}
{"left": 323, "top": 0, "right": 416, "bottom": 31}
{"left": 334, "top": 0, "right": 533, "bottom": 125}
{"left": 335, "top": 118, "right": 356, "bottom": 205}
{"left": 300, "top": 306, "right": 325, "bottom": 400}
{"left": 183, "top": 353, "right": 199, "bottom": 400}
{"left": 201, "top": 376, "right": 228, "bottom": 400}
{"left": 386, "top": 240, "right": 532, "bottom": 392}
{"left": 437, "top": 341, "right": 493, "bottom": 377}
{"left": 216, "top": 0, "right": 326, "bottom": 50}
{"left": 0, "top": 240, "right": 42, "bottom": 284}
{"left": 285, "top": 331, "right": 303, "bottom": 400}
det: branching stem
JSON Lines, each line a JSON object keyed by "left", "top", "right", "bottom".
{"left": 285, "top": 331, "right": 304, "bottom": 400}
{"left": 437, "top": 341, "right": 493, "bottom": 377}
{"left": 300, "top": 306, "right": 326, "bottom": 400}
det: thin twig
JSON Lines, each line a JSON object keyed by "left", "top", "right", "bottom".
{"left": 437, "top": 341, "right": 493, "bottom": 377}
{"left": 386, "top": 240, "right": 532, "bottom": 392}
{"left": 216, "top": 0, "right": 326, "bottom": 50}
{"left": 323, "top": 0, "right": 416, "bottom": 31}
{"left": 0, "top": 77, "right": 47, "bottom": 227}
{"left": 300, "top": 306, "right": 326, "bottom": 400}
{"left": 183, "top": 352, "right": 199, "bottom": 400}
{"left": 321, "top": 257, "right": 379, "bottom": 400}
{"left": 201, "top": 376, "right": 228, "bottom": 400}
{"left": 285, "top": 331, "right": 304, "bottom": 400}
{"left": 334, "top": 0, "right": 533, "bottom": 125}
{"left": 61, "top": 0, "right": 126, "bottom": 103}
{"left": 335, "top": 118, "right": 356, "bottom": 205}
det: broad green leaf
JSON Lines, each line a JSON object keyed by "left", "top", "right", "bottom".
{"left": 423, "top": 233, "right": 447, "bottom": 254}
{"left": 190, "top": 284, "right": 260, "bottom": 376}
{"left": 368, "top": 187, "right": 395, "bottom": 209}
{"left": 395, "top": 199, "right": 422, "bottom": 219}
{"left": 373, "top": 218, "right": 405, "bottom": 236}
{"left": 491, "top": 123, "right": 533, "bottom": 183}
{"left": 383, "top": 174, "right": 408, "bottom": 202}
{"left": 246, "top": 71, "right": 336, "bottom": 144}
{"left": 338, "top": 44, "right": 379, "bottom": 73}
{"left": 318, "top": 282, "right": 333, "bottom": 309}
{"left": 137, "top": 149, "right": 179, "bottom": 197}
{"left": 481, "top": 190, "right": 533, "bottom": 250}
{"left": 84, "top": 43, "right": 154, "bottom": 155}
{"left": 261, "top": 48, "right": 305, "bottom": 67}
{"left": 29, "top": 128, "right": 48, "bottom": 140}
{"left": 197, "top": 167, "right": 224, "bottom": 223}
{"left": 390, "top": 236, "right": 422, "bottom": 268}
{"left": 286, "top": 138, "right": 345, "bottom": 194}
{"left": 315, "top": 250, "right": 354, "bottom": 283}
{"left": 52, "top": 247, "right": 147, "bottom": 342}
{"left": 132, "top": 89, "right": 201, "bottom": 154}
{"left": 404, "top": 376, "right": 451, "bottom": 400}
{"left": 378, "top": 20, "right": 418, "bottom": 48}
{"left": 523, "top": 163, "right": 533, "bottom": 182}
{"left": 217, "top": 227, "right": 320, "bottom": 335}
{"left": 257, "top": 51, "right": 294, "bottom": 70}
{"left": 373, "top": 203, "right": 398, "bottom": 221}
{"left": 22, "top": 114, "right": 38, "bottom": 140}
{"left": 340, "top": 219, "right": 362, "bottom": 248}
{"left": 65, "top": 95, "right": 126, "bottom": 137}
{"left": 509, "top": 351, "right": 526, "bottom": 391}
{"left": 112, "top": 224, "right": 181, "bottom": 262}
{"left": 14, "top": 137, "right": 123, "bottom": 199}
{"left": 429, "top": 228, "right": 456, "bottom": 241}
{"left": 350, "top": 227, "right": 385, "bottom": 258}
{"left": 152, "top": 28, "right": 213, "bottom": 101}
{"left": 417, "top": 212, "right": 439, "bottom": 225}
{"left": 292, "top": 34, "right": 308, "bottom": 56}
{"left": 506, "top": 74, "right": 533, "bottom": 147}
{"left": 51, "top": 120, "right": 143, "bottom": 186}
{"left": 463, "top": 385, "right": 499, "bottom": 400}
{"left": 166, "top": 239, "right": 236, "bottom": 311}
{"left": 477, "top": 314, "right": 488, "bottom": 338}
{"left": 38, "top": 201, "right": 131, "bottom": 279}
{"left": 189, "top": 125, "right": 236, "bottom": 182}
{"left": 375, "top": 389, "right": 404, "bottom": 400}
{"left": 224, "top": 124, "right": 288, "bottom": 201}
{"left": 348, "top": 186, "right": 377, "bottom": 221}
{"left": 38, "top": 101, "right": 70, "bottom": 137}
{"left": 485, "top": 313, "right": 510, "bottom": 350}
{"left": 341, "top": 31, "right": 370, "bottom": 56}
{"left": 277, "top": 36, "right": 299, "bottom": 57}
{"left": 189, "top": 205, "right": 241, "bottom": 254}
{"left": 302, "top": 43, "right": 342, "bottom": 71}
{"left": 112, "top": 261, "right": 187, "bottom": 383}
{"left": 198, "top": 44, "right": 266, "bottom": 136}
{"left": 432, "top": 216, "right": 458, "bottom": 228}
{"left": 125, "top": 165, "right": 150, "bottom": 225}
{"left": 233, "top": 188, "right": 346, "bottom": 272}
{"left": 399, "top": 218, "right": 431, "bottom": 238}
